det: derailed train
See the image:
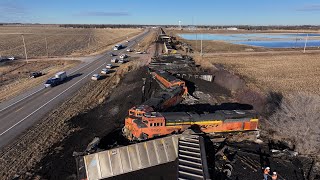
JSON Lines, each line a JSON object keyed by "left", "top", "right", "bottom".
{"left": 122, "top": 68, "right": 259, "bottom": 141}
{"left": 123, "top": 110, "right": 258, "bottom": 141}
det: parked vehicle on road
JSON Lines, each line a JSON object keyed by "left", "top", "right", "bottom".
{"left": 101, "top": 68, "right": 109, "bottom": 74}
{"left": 110, "top": 53, "right": 116, "bottom": 57}
{"left": 126, "top": 48, "right": 132, "bottom": 52}
{"left": 30, "top": 71, "right": 43, "bottom": 78}
{"left": 111, "top": 58, "right": 118, "bottom": 63}
{"left": 44, "top": 71, "right": 67, "bottom": 87}
{"left": 106, "top": 64, "right": 113, "bottom": 69}
{"left": 113, "top": 44, "right": 123, "bottom": 50}
{"left": 91, "top": 74, "right": 101, "bottom": 81}
{"left": 120, "top": 54, "right": 127, "bottom": 59}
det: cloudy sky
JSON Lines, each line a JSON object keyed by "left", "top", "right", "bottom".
{"left": 0, "top": 0, "right": 319, "bottom": 25}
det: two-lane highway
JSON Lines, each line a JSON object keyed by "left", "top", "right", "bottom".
{"left": 0, "top": 29, "right": 150, "bottom": 148}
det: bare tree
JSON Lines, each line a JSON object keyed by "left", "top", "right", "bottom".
{"left": 267, "top": 92, "right": 320, "bottom": 156}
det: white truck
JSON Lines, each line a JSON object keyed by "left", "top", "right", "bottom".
{"left": 44, "top": 71, "right": 67, "bottom": 87}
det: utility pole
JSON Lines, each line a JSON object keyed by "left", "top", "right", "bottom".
{"left": 88, "top": 34, "right": 91, "bottom": 48}
{"left": 45, "top": 36, "right": 49, "bottom": 58}
{"left": 21, "top": 34, "right": 28, "bottom": 62}
{"left": 195, "top": 17, "right": 198, "bottom": 52}
{"left": 200, "top": 34, "right": 203, "bottom": 56}
{"left": 303, "top": 34, "right": 308, "bottom": 53}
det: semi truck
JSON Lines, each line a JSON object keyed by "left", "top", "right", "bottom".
{"left": 44, "top": 71, "right": 67, "bottom": 88}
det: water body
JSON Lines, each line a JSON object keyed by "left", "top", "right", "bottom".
{"left": 178, "top": 33, "right": 320, "bottom": 48}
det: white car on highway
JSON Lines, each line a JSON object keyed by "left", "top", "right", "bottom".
{"left": 101, "top": 68, "right": 109, "bottom": 74}
{"left": 106, "top": 64, "right": 113, "bottom": 69}
{"left": 91, "top": 74, "right": 101, "bottom": 81}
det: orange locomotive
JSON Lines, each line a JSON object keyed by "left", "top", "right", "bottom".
{"left": 127, "top": 70, "right": 188, "bottom": 118}
{"left": 128, "top": 85, "right": 186, "bottom": 118}
{"left": 123, "top": 110, "right": 259, "bottom": 141}
{"left": 152, "top": 70, "right": 188, "bottom": 95}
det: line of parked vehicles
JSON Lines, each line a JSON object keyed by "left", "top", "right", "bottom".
{"left": 41, "top": 43, "right": 134, "bottom": 87}
{"left": 91, "top": 52, "right": 129, "bottom": 81}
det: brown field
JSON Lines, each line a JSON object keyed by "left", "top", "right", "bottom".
{"left": 0, "top": 26, "right": 142, "bottom": 58}
{"left": 196, "top": 52, "right": 320, "bottom": 95}
{"left": 0, "top": 60, "right": 80, "bottom": 102}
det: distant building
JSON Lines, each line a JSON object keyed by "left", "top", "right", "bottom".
{"left": 227, "top": 27, "right": 238, "bottom": 30}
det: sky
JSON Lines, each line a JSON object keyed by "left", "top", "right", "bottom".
{"left": 0, "top": 0, "right": 320, "bottom": 25}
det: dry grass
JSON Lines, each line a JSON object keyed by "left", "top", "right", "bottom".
{"left": 185, "top": 39, "right": 267, "bottom": 53}
{"left": 267, "top": 92, "right": 320, "bottom": 157}
{"left": 197, "top": 52, "right": 320, "bottom": 95}
{"left": 0, "top": 26, "right": 142, "bottom": 58}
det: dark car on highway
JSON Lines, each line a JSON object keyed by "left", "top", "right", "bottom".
{"left": 30, "top": 72, "right": 43, "bottom": 78}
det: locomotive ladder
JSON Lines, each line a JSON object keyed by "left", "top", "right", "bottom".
{"left": 178, "top": 135, "right": 211, "bottom": 180}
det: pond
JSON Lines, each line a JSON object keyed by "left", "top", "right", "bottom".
{"left": 178, "top": 33, "right": 320, "bottom": 48}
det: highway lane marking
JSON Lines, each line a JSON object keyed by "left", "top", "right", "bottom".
{"left": 43, "top": 90, "right": 52, "bottom": 95}
{"left": 0, "top": 62, "right": 106, "bottom": 137}
{"left": 0, "top": 31, "right": 147, "bottom": 113}
{"left": 14, "top": 106, "right": 24, "bottom": 112}
{"left": 0, "top": 87, "right": 45, "bottom": 112}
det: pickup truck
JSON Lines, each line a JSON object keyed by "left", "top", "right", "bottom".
{"left": 30, "top": 72, "right": 43, "bottom": 78}
{"left": 44, "top": 71, "right": 67, "bottom": 87}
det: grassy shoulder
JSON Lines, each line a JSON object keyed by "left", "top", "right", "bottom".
{"left": 131, "top": 29, "right": 158, "bottom": 52}
{"left": 0, "top": 60, "right": 80, "bottom": 102}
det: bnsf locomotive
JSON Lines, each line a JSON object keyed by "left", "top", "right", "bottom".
{"left": 123, "top": 110, "right": 258, "bottom": 141}
{"left": 122, "top": 69, "right": 258, "bottom": 141}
